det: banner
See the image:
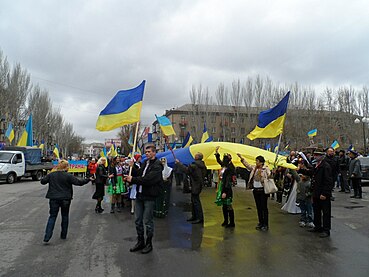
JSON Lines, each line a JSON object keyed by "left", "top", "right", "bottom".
{"left": 52, "top": 160, "right": 88, "bottom": 173}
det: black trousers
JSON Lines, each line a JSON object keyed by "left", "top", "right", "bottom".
{"left": 253, "top": 188, "right": 269, "bottom": 227}
{"left": 312, "top": 196, "right": 331, "bottom": 232}
{"left": 351, "top": 178, "right": 362, "bottom": 197}
{"left": 191, "top": 193, "right": 203, "bottom": 221}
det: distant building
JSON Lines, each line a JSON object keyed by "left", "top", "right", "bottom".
{"left": 82, "top": 142, "right": 105, "bottom": 158}
{"left": 152, "top": 104, "right": 362, "bottom": 151}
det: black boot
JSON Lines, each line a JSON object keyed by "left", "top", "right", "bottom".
{"left": 141, "top": 237, "right": 153, "bottom": 254}
{"left": 129, "top": 236, "right": 145, "bottom": 252}
{"left": 110, "top": 203, "right": 115, "bottom": 213}
{"left": 221, "top": 206, "right": 228, "bottom": 226}
{"left": 116, "top": 202, "right": 122, "bottom": 212}
{"left": 226, "top": 210, "right": 235, "bottom": 228}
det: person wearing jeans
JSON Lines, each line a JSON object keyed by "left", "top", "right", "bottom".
{"left": 125, "top": 145, "right": 163, "bottom": 254}
{"left": 41, "top": 159, "right": 91, "bottom": 243}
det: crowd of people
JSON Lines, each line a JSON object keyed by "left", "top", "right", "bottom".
{"left": 40, "top": 144, "right": 364, "bottom": 253}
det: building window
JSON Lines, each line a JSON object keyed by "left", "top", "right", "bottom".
{"left": 231, "top": 117, "right": 236, "bottom": 123}
{"left": 211, "top": 127, "right": 216, "bottom": 134}
{"left": 241, "top": 128, "right": 245, "bottom": 134}
{"left": 231, "top": 127, "right": 235, "bottom": 134}
{"left": 211, "top": 116, "right": 216, "bottom": 123}
{"left": 181, "top": 115, "right": 186, "bottom": 121}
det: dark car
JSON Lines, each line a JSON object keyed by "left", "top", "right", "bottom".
{"left": 358, "top": 157, "right": 369, "bottom": 185}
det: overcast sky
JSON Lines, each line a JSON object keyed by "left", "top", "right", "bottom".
{"left": 1, "top": 0, "right": 369, "bottom": 143}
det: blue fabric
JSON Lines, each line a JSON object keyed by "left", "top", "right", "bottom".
{"left": 156, "top": 115, "right": 172, "bottom": 127}
{"left": 99, "top": 81, "right": 145, "bottom": 115}
{"left": 257, "top": 92, "right": 290, "bottom": 128}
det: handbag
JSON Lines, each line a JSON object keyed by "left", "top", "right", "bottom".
{"left": 263, "top": 178, "right": 278, "bottom": 194}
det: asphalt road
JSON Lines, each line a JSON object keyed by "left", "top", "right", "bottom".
{"left": 0, "top": 179, "right": 369, "bottom": 277}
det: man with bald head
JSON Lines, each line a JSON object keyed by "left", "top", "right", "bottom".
{"left": 176, "top": 152, "right": 207, "bottom": 224}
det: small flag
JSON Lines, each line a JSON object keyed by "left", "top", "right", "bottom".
{"left": 17, "top": 115, "right": 33, "bottom": 146}
{"left": 156, "top": 115, "right": 176, "bottom": 136}
{"left": 274, "top": 144, "right": 279, "bottom": 154}
{"left": 348, "top": 144, "right": 355, "bottom": 151}
{"left": 331, "top": 140, "right": 340, "bottom": 150}
{"left": 182, "top": 132, "right": 194, "bottom": 148}
{"left": 53, "top": 144, "right": 60, "bottom": 159}
{"left": 96, "top": 81, "right": 145, "bottom": 131}
{"left": 108, "top": 143, "right": 118, "bottom": 157}
{"left": 284, "top": 141, "right": 290, "bottom": 150}
{"left": 265, "top": 143, "right": 271, "bottom": 152}
{"left": 39, "top": 139, "right": 45, "bottom": 151}
{"left": 201, "top": 122, "right": 213, "bottom": 143}
{"left": 128, "top": 131, "right": 134, "bottom": 146}
{"left": 307, "top": 129, "right": 317, "bottom": 137}
{"left": 247, "top": 92, "right": 290, "bottom": 140}
{"left": 5, "top": 122, "right": 15, "bottom": 143}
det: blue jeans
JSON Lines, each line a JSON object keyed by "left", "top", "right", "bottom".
{"left": 44, "top": 199, "right": 71, "bottom": 241}
{"left": 135, "top": 198, "right": 155, "bottom": 238}
{"left": 299, "top": 199, "right": 313, "bottom": 223}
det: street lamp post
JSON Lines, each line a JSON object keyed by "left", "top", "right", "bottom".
{"left": 354, "top": 117, "right": 368, "bottom": 156}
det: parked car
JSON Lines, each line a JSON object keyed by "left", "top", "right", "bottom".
{"left": 358, "top": 157, "right": 369, "bottom": 185}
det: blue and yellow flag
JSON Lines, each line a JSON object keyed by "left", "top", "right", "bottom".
{"left": 156, "top": 115, "right": 176, "bottom": 136}
{"left": 108, "top": 143, "right": 118, "bottom": 157}
{"left": 53, "top": 144, "right": 60, "bottom": 159}
{"left": 17, "top": 115, "right": 33, "bottom": 146}
{"left": 5, "top": 122, "right": 15, "bottom": 143}
{"left": 128, "top": 130, "right": 134, "bottom": 146}
{"left": 331, "top": 140, "right": 340, "bottom": 150}
{"left": 201, "top": 122, "right": 213, "bottom": 143}
{"left": 307, "top": 129, "right": 317, "bottom": 137}
{"left": 96, "top": 81, "right": 145, "bottom": 131}
{"left": 182, "top": 132, "right": 194, "bottom": 148}
{"left": 247, "top": 92, "right": 290, "bottom": 140}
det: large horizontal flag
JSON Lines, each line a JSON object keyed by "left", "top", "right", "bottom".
{"left": 96, "top": 81, "right": 145, "bottom": 131}
{"left": 182, "top": 132, "right": 193, "bottom": 148}
{"left": 331, "top": 140, "right": 340, "bottom": 150}
{"left": 17, "top": 115, "right": 33, "bottom": 146}
{"left": 156, "top": 115, "right": 176, "bottom": 136}
{"left": 5, "top": 122, "right": 15, "bottom": 143}
{"left": 247, "top": 92, "right": 290, "bottom": 140}
{"left": 307, "top": 129, "right": 317, "bottom": 137}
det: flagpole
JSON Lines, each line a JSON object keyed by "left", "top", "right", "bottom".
{"left": 164, "top": 135, "right": 176, "bottom": 160}
{"left": 129, "top": 122, "right": 140, "bottom": 176}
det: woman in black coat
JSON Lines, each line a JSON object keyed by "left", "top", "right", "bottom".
{"left": 41, "top": 159, "right": 90, "bottom": 243}
{"left": 215, "top": 146, "right": 236, "bottom": 228}
{"left": 93, "top": 157, "right": 109, "bottom": 213}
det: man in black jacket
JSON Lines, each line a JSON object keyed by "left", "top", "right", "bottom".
{"left": 125, "top": 145, "right": 163, "bottom": 254}
{"left": 41, "top": 160, "right": 91, "bottom": 243}
{"left": 299, "top": 149, "right": 332, "bottom": 238}
{"left": 176, "top": 152, "right": 207, "bottom": 224}
{"left": 338, "top": 150, "right": 350, "bottom": 193}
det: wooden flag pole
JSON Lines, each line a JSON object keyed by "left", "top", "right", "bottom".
{"left": 274, "top": 133, "right": 283, "bottom": 167}
{"left": 164, "top": 135, "right": 176, "bottom": 160}
{"left": 129, "top": 121, "right": 140, "bottom": 176}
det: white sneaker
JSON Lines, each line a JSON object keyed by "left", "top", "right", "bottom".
{"left": 306, "top": 222, "right": 315, "bottom": 228}
{"left": 299, "top": 221, "right": 306, "bottom": 227}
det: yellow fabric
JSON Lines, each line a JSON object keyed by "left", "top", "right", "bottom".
{"left": 53, "top": 147, "right": 60, "bottom": 159}
{"left": 8, "top": 130, "right": 15, "bottom": 142}
{"left": 160, "top": 125, "right": 176, "bottom": 136}
{"left": 188, "top": 142, "right": 296, "bottom": 170}
{"left": 247, "top": 114, "right": 286, "bottom": 140}
{"left": 16, "top": 131, "right": 28, "bottom": 146}
{"left": 96, "top": 101, "right": 142, "bottom": 131}
{"left": 201, "top": 131, "right": 209, "bottom": 143}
